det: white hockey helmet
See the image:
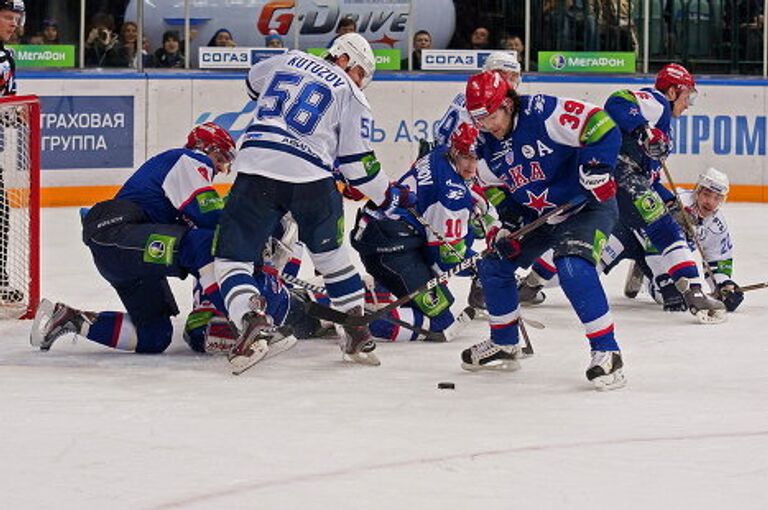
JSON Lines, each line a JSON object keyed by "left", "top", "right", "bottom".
{"left": 696, "top": 167, "right": 730, "bottom": 196}
{"left": 0, "top": 0, "right": 25, "bottom": 26}
{"left": 328, "top": 33, "right": 376, "bottom": 89}
{"left": 483, "top": 51, "right": 522, "bottom": 88}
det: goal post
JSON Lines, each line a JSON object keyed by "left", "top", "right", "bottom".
{"left": 0, "top": 95, "right": 40, "bottom": 320}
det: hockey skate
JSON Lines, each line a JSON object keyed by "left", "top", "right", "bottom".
{"left": 340, "top": 306, "right": 380, "bottom": 366}
{"left": 461, "top": 339, "right": 522, "bottom": 372}
{"left": 229, "top": 296, "right": 297, "bottom": 375}
{"left": 623, "top": 261, "right": 644, "bottom": 299}
{"left": 586, "top": 351, "right": 626, "bottom": 391}
{"left": 676, "top": 278, "right": 727, "bottom": 324}
{"left": 517, "top": 272, "right": 546, "bottom": 306}
{"left": 30, "top": 298, "right": 95, "bottom": 351}
{"left": 430, "top": 306, "right": 477, "bottom": 342}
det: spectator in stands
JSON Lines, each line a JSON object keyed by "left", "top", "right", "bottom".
{"left": 402, "top": 29, "right": 431, "bottom": 70}
{"left": 328, "top": 16, "right": 356, "bottom": 47}
{"left": 265, "top": 29, "right": 284, "bottom": 48}
{"left": 25, "top": 33, "right": 44, "bottom": 45}
{"left": 84, "top": 13, "right": 122, "bottom": 67}
{"left": 337, "top": 17, "right": 357, "bottom": 36}
{"left": 114, "top": 21, "right": 139, "bottom": 67}
{"left": 500, "top": 34, "right": 524, "bottom": 56}
{"left": 154, "top": 30, "right": 184, "bottom": 68}
{"left": 598, "top": 0, "right": 637, "bottom": 52}
{"left": 207, "top": 28, "right": 237, "bottom": 47}
{"left": 469, "top": 26, "right": 491, "bottom": 49}
{"left": 141, "top": 36, "right": 155, "bottom": 67}
{"left": 41, "top": 18, "right": 60, "bottom": 44}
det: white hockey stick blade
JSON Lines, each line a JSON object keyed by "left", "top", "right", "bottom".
{"left": 695, "top": 309, "right": 727, "bottom": 325}
{"left": 29, "top": 298, "right": 55, "bottom": 348}
{"left": 522, "top": 317, "right": 545, "bottom": 330}
{"left": 591, "top": 369, "right": 627, "bottom": 391}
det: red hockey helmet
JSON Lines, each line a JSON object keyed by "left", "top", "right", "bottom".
{"left": 186, "top": 122, "right": 236, "bottom": 162}
{"left": 465, "top": 71, "right": 509, "bottom": 121}
{"left": 655, "top": 63, "right": 696, "bottom": 93}
{"left": 450, "top": 122, "right": 479, "bottom": 156}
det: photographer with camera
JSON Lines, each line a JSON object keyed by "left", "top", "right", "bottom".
{"left": 84, "top": 13, "right": 121, "bottom": 67}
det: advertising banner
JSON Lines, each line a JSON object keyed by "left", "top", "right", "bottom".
{"left": 9, "top": 45, "right": 76, "bottom": 68}
{"left": 198, "top": 47, "right": 287, "bottom": 69}
{"left": 538, "top": 51, "right": 636, "bottom": 73}
{"left": 40, "top": 96, "right": 135, "bottom": 170}
{"left": 307, "top": 48, "right": 401, "bottom": 70}
{"left": 421, "top": 50, "right": 517, "bottom": 71}
{"left": 127, "top": 0, "right": 455, "bottom": 63}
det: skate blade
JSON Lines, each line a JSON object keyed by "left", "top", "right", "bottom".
{"left": 229, "top": 339, "right": 269, "bottom": 375}
{"left": 344, "top": 351, "right": 381, "bottom": 366}
{"left": 263, "top": 335, "right": 298, "bottom": 361}
{"left": 591, "top": 369, "right": 627, "bottom": 391}
{"left": 30, "top": 299, "right": 55, "bottom": 350}
{"left": 694, "top": 309, "right": 727, "bottom": 324}
{"left": 461, "top": 359, "right": 521, "bottom": 372}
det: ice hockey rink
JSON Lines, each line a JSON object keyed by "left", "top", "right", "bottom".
{"left": 1, "top": 201, "right": 767, "bottom": 510}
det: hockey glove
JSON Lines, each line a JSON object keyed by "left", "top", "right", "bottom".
{"left": 717, "top": 280, "right": 744, "bottom": 312}
{"left": 381, "top": 183, "right": 417, "bottom": 213}
{"left": 638, "top": 126, "right": 672, "bottom": 160}
{"left": 579, "top": 164, "right": 617, "bottom": 203}
{"left": 486, "top": 226, "right": 521, "bottom": 260}
{"left": 656, "top": 274, "right": 687, "bottom": 312}
{"left": 417, "top": 138, "right": 436, "bottom": 159}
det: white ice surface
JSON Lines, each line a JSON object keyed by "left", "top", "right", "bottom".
{"left": 1, "top": 203, "right": 768, "bottom": 510}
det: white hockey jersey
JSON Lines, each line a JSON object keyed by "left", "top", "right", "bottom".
{"left": 236, "top": 50, "right": 389, "bottom": 205}
{"left": 680, "top": 189, "right": 734, "bottom": 285}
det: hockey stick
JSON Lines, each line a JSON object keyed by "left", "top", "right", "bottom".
{"left": 659, "top": 160, "right": 722, "bottom": 298}
{"left": 407, "top": 206, "right": 535, "bottom": 354}
{"left": 734, "top": 281, "right": 768, "bottom": 293}
{"left": 318, "top": 197, "right": 584, "bottom": 328}
{"left": 278, "top": 271, "right": 446, "bottom": 341}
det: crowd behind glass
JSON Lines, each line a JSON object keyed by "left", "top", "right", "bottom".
{"left": 14, "top": 1, "right": 767, "bottom": 74}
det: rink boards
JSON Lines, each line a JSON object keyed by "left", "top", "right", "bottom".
{"left": 22, "top": 71, "right": 768, "bottom": 205}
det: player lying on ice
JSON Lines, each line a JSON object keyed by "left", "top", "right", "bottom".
{"left": 30, "top": 123, "right": 245, "bottom": 355}
{"left": 460, "top": 70, "right": 627, "bottom": 390}
{"left": 518, "top": 167, "right": 744, "bottom": 314}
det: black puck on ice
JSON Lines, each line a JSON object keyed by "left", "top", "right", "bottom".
{"left": 437, "top": 382, "right": 455, "bottom": 390}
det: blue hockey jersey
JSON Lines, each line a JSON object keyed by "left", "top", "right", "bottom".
{"left": 477, "top": 94, "right": 620, "bottom": 224}
{"left": 604, "top": 87, "right": 672, "bottom": 181}
{"left": 116, "top": 148, "right": 224, "bottom": 229}
{"left": 397, "top": 145, "right": 477, "bottom": 272}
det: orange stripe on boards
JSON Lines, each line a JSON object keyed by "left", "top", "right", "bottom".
{"left": 39, "top": 183, "right": 235, "bottom": 207}
{"left": 33, "top": 183, "right": 768, "bottom": 207}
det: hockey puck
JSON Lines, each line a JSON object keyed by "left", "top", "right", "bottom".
{"left": 437, "top": 382, "right": 455, "bottom": 390}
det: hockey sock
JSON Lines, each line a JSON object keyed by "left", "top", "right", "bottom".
{"left": 645, "top": 214, "right": 698, "bottom": 281}
{"left": 215, "top": 258, "right": 260, "bottom": 329}
{"left": 86, "top": 312, "right": 139, "bottom": 351}
{"left": 369, "top": 308, "right": 427, "bottom": 342}
{"left": 478, "top": 256, "right": 520, "bottom": 345}
{"left": 556, "top": 256, "right": 619, "bottom": 352}
{"left": 310, "top": 248, "right": 365, "bottom": 313}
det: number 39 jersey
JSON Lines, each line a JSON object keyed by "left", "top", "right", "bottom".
{"left": 236, "top": 50, "right": 388, "bottom": 205}
{"left": 477, "top": 94, "right": 620, "bottom": 223}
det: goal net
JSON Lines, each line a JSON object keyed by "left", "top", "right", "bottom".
{"left": 0, "top": 95, "right": 40, "bottom": 320}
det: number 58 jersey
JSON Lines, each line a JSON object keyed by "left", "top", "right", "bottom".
{"left": 236, "top": 50, "right": 388, "bottom": 205}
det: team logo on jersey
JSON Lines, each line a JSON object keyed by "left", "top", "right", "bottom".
{"left": 505, "top": 151, "right": 515, "bottom": 164}
{"left": 523, "top": 188, "right": 557, "bottom": 214}
{"left": 445, "top": 181, "right": 466, "bottom": 200}
{"left": 521, "top": 145, "right": 536, "bottom": 159}
{"left": 143, "top": 234, "right": 176, "bottom": 266}
{"left": 536, "top": 140, "right": 554, "bottom": 157}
